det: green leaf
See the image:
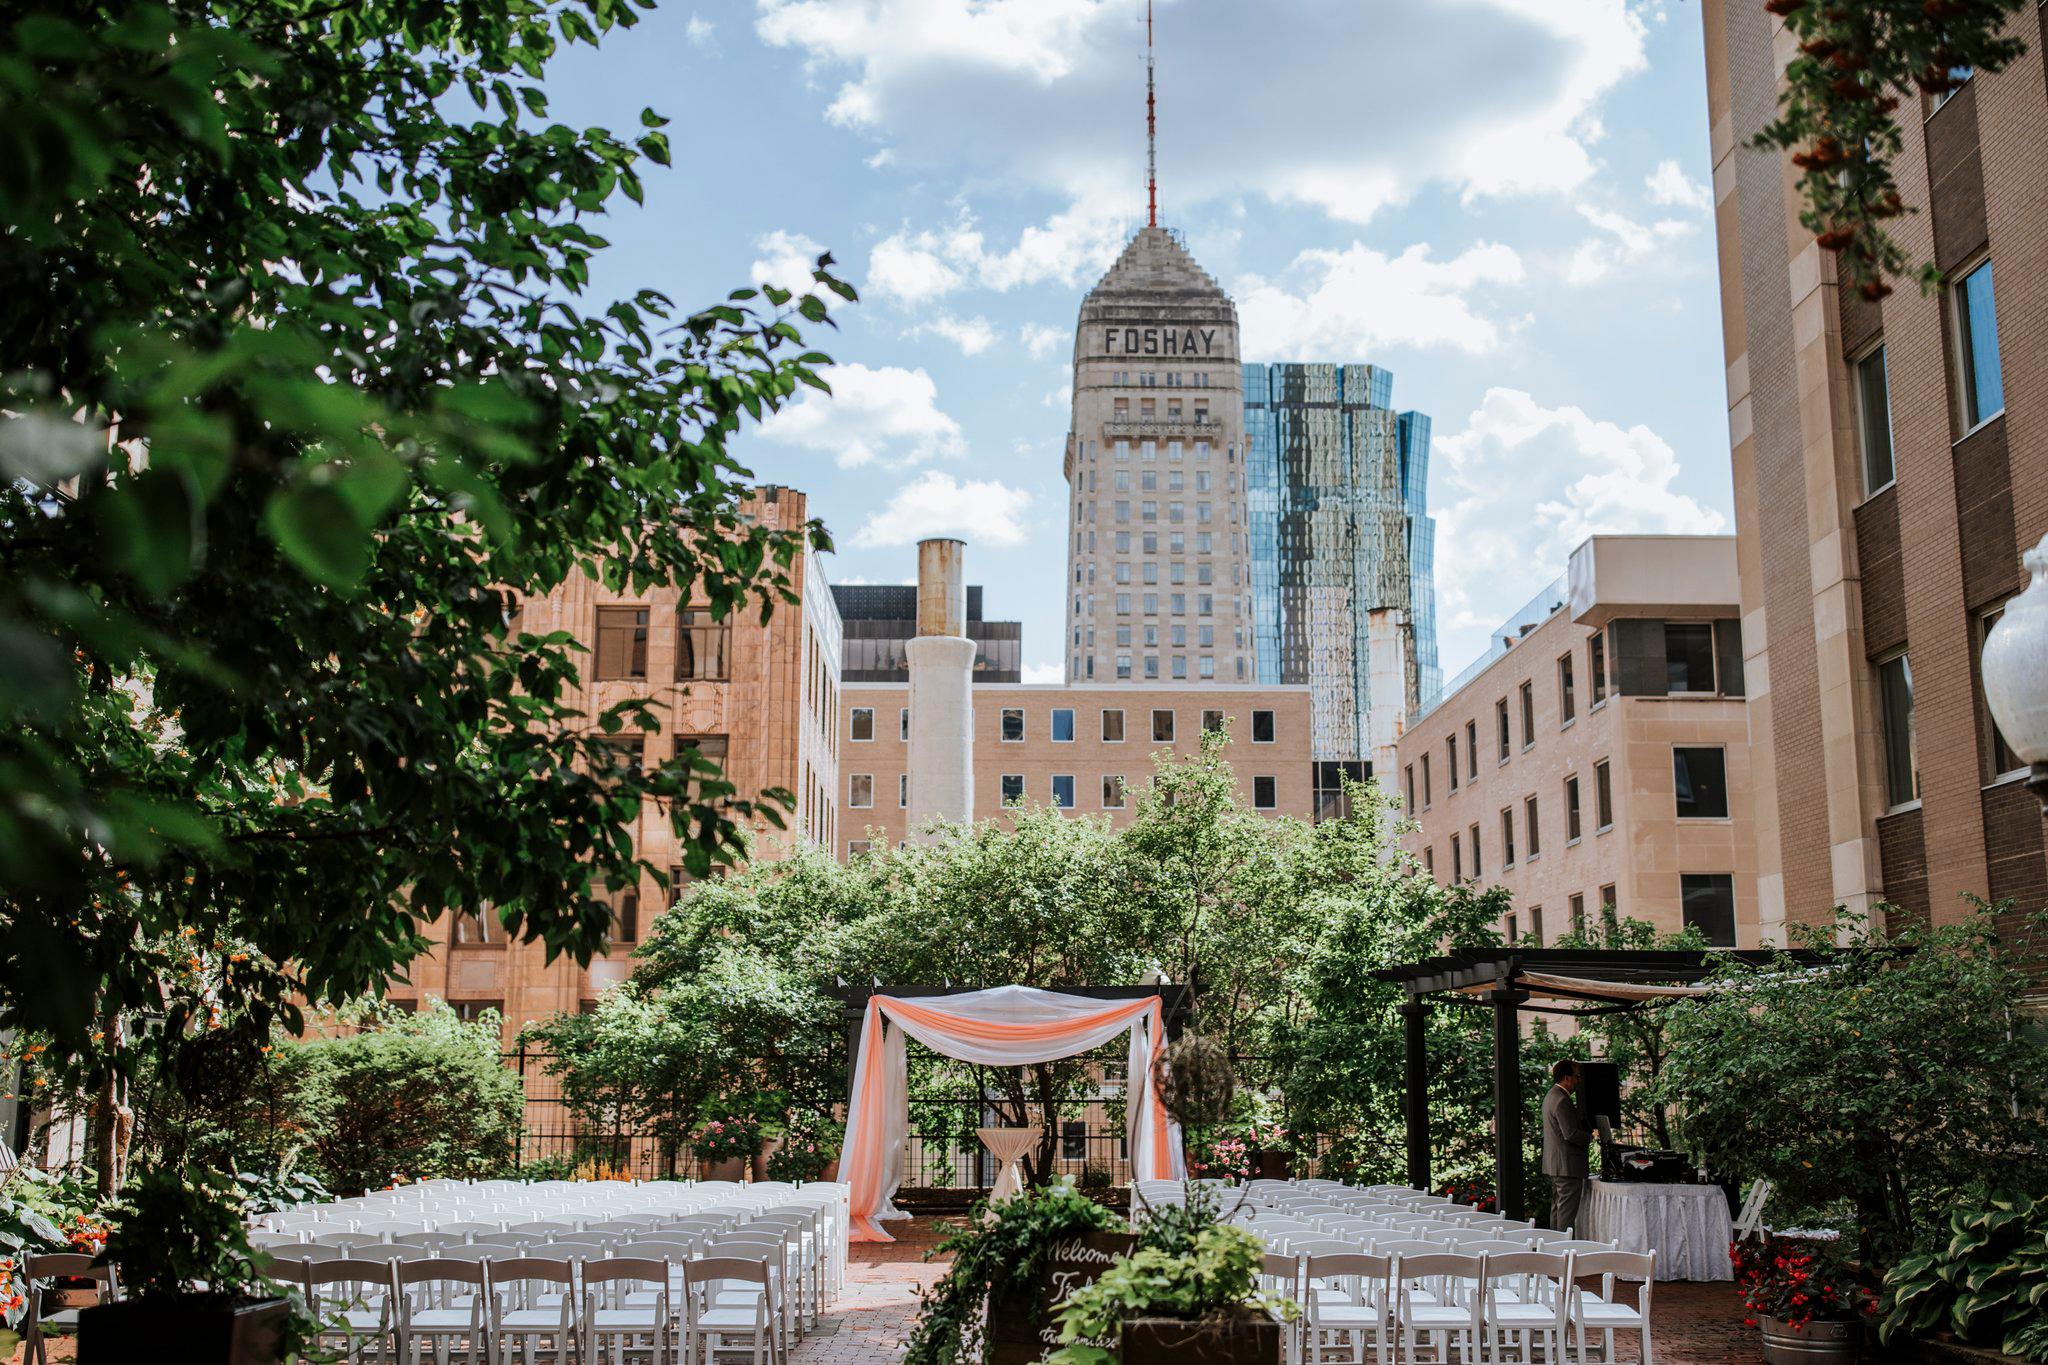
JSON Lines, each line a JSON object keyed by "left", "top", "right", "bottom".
{"left": 98, "top": 467, "right": 200, "bottom": 593}
{"left": 262, "top": 483, "right": 370, "bottom": 591}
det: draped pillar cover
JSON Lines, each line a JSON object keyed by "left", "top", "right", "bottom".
{"left": 839, "top": 986, "right": 1184, "bottom": 1241}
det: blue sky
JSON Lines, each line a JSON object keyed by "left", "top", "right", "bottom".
{"left": 547, "top": 0, "right": 1732, "bottom": 682}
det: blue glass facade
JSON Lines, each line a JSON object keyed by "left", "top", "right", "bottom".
{"left": 1242, "top": 363, "right": 1441, "bottom": 760}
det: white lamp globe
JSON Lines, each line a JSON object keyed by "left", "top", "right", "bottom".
{"left": 1982, "top": 533, "right": 2048, "bottom": 806}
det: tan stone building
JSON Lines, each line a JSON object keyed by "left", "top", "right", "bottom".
{"left": 836, "top": 682, "right": 1314, "bottom": 851}
{"left": 1700, "top": 3, "right": 2046, "bottom": 938}
{"left": 388, "top": 485, "right": 843, "bottom": 1043}
{"left": 1397, "top": 537, "right": 1759, "bottom": 947}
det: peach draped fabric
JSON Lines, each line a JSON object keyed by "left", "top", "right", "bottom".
{"left": 840, "top": 986, "right": 1183, "bottom": 1241}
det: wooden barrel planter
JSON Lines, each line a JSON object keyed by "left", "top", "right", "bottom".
{"left": 1122, "top": 1313, "right": 1282, "bottom": 1365}
{"left": 81, "top": 1294, "right": 291, "bottom": 1365}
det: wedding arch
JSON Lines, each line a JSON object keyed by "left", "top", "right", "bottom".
{"left": 838, "top": 985, "right": 1186, "bottom": 1241}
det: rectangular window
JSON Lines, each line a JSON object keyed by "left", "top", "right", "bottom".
{"left": 1673, "top": 747, "right": 1730, "bottom": 819}
{"left": 1470, "top": 824, "right": 1482, "bottom": 877}
{"left": 1954, "top": 259, "right": 2004, "bottom": 428}
{"left": 1102, "top": 774, "right": 1126, "bottom": 809}
{"left": 1595, "top": 759, "right": 1614, "bottom": 830}
{"left": 1665, "top": 623, "right": 1716, "bottom": 692}
{"left": 1201, "top": 709, "right": 1225, "bottom": 734}
{"left": 450, "top": 907, "right": 495, "bottom": 945}
{"left": 1253, "top": 775, "right": 1277, "bottom": 810}
{"left": 1448, "top": 736, "right": 1459, "bottom": 791}
{"left": 1856, "top": 344, "right": 1895, "bottom": 494}
{"left": 849, "top": 707, "right": 874, "bottom": 741}
{"left": 1520, "top": 682, "right": 1536, "bottom": 749}
{"left": 1558, "top": 653, "right": 1576, "bottom": 725}
{"left": 1878, "top": 652, "right": 1918, "bottom": 807}
{"left": 1600, "top": 883, "right": 1618, "bottom": 918}
{"left": 848, "top": 840, "right": 871, "bottom": 858}
{"left": 1051, "top": 775, "right": 1076, "bottom": 809}
{"left": 1525, "top": 796, "right": 1541, "bottom": 858}
{"left": 1681, "top": 873, "right": 1737, "bottom": 947}
{"left": 1000, "top": 773, "right": 1025, "bottom": 804}
{"left": 1251, "top": 710, "right": 1276, "bottom": 743}
{"left": 1570, "top": 892, "right": 1586, "bottom": 936}
{"left": 595, "top": 735, "right": 645, "bottom": 779}
{"left": 1530, "top": 905, "right": 1545, "bottom": 947}
{"left": 1466, "top": 721, "right": 1478, "bottom": 780}
{"left": 1507, "top": 912, "right": 1518, "bottom": 942}
{"left": 1424, "top": 846, "right": 1435, "bottom": 878}
{"left": 1496, "top": 699, "right": 1511, "bottom": 762}
{"left": 1061, "top": 1120, "right": 1087, "bottom": 1161}
{"left": 1051, "top": 708, "right": 1075, "bottom": 742}
{"left": 1102, "top": 709, "right": 1126, "bottom": 742}
{"left": 451, "top": 999, "right": 504, "bottom": 1024}
{"left": 594, "top": 605, "right": 649, "bottom": 680}
{"left": 1404, "top": 764, "right": 1416, "bottom": 815}
{"left": 672, "top": 733, "right": 727, "bottom": 766}
{"left": 1451, "top": 833, "right": 1462, "bottom": 882}
{"left": 1000, "top": 708, "right": 1025, "bottom": 742}
{"left": 675, "top": 609, "right": 730, "bottom": 682}
{"left": 899, "top": 773, "right": 908, "bottom": 808}
{"left": 1566, "top": 775, "right": 1582, "bottom": 842}
{"left": 1421, "top": 754, "right": 1433, "bottom": 809}
{"left": 1589, "top": 631, "right": 1609, "bottom": 704}
{"left": 1978, "top": 605, "right": 2024, "bottom": 778}
{"left": 1152, "top": 709, "right": 1175, "bottom": 743}
{"left": 848, "top": 773, "right": 874, "bottom": 808}
{"left": 900, "top": 708, "right": 910, "bottom": 742}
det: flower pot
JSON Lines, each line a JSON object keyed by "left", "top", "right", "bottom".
{"left": 752, "top": 1136, "right": 783, "bottom": 1181}
{"left": 818, "top": 1158, "right": 841, "bottom": 1182}
{"left": 1254, "top": 1151, "right": 1291, "bottom": 1181}
{"left": 1121, "top": 1313, "right": 1281, "bottom": 1365}
{"left": 1760, "top": 1315, "right": 1863, "bottom": 1364}
{"left": 80, "top": 1294, "right": 290, "bottom": 1365}
{"left": 703, "top": 1156, "right": 748, "bottom": 1181}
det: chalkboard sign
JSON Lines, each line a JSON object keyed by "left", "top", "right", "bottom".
{"left": 986, "top": 1229, "right": 1137, "bottom": 1364}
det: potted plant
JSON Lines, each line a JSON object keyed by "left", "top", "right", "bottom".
{"left": 1733, "top": 1232, "right": 1876, "bottom": 1364}
{"left": 691, "top": 1111, "right": 763, "bottom": 1181}
{"left": 1247, "top": 1120, "right": 1294, "bottom": 1181}
{"left": 80, "top": 1170, "right": 310, "bottom": 1365}
{"left": 764, "top": 1113, "right": 843, "bottom": 1184}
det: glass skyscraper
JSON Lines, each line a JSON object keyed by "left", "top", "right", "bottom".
{"left": 1243, "top": 363, "right": 1440, "bottom": 784}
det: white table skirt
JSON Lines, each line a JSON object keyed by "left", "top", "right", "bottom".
{"left": 1580, "top": 1179, "right": 1733, "bottom": 1281}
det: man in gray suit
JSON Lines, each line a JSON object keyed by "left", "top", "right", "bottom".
{"left": 1543, "top": 1058, "right": 1594, "bottom": 1233}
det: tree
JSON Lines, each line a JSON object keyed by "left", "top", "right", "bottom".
{"left": 1656, "top": 903, "right": 2048, "bottom": 1265}
{"left": 0, "top": 0, "right": 850, "bottom": 1204}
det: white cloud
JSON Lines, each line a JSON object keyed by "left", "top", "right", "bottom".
{"left": 1019, "top": 323, "right": 1065, "bottom": 360}
{"left": 758, "top": 362, "right": 965, "bottom": 468}
{"left": 908, "top": 313, "right": 999, "bottom": 356}
{"left": 851, "top": 470, "right": 1034, "bottom": 548}
{"left": 684, "top": 14, "right": 718, "bottom": 51}
{"left": 1021, "top": 661, "right": 1064, "bottom": 684}
{"left": 1432, "top": 387, "right": 1726, "bottom": 667}
{"left": 1237, "top": 241, "right": 1527, "bottom": 357}
{"left": 866, "top": 204, "right": 1127, "bottom": 306}
{"left": 750, "top": 229, "right": 825, "bottom": 292}
{"left": 1563, "top": 205, "right": 1694, "bottom": 285}
{"left": 1043, "top": 383, "right": 1073, "bottom": 409}
{"left": 866, "top": 233, "right": 963, "bottom": 306}
{"left": 1645, "top": 159, "right": 1711, "bottom": 211}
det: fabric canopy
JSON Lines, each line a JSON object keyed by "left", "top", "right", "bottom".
{"left": 839, "top": 986, "right": 1184, "bottom": 1241}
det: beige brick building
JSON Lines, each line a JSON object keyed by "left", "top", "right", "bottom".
{"left": 837, "top": 682, "right": 1314, "bottom": 851}
{"left": 1397, "top": 537, "right": 1759, "bottom": 947}
{"left": 1700, "top": 2, "right": 2046, "bottom": 939}
{"left": 389, "top": 486, "right": 844, "bottom": 1042}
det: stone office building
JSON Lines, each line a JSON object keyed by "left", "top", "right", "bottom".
{"left": 831, "top": 582, "right": 1023, "bottom": 683}
{"left": 1700, "top": 1, "right": 2046, "bottom": 940}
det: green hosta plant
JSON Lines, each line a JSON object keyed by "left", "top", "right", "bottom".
{"left": 1880, "top": 1186, "right": 2048, "bottom": 1361}
{"left": 1048, "top": 1221, "right": 1290, "bottom": 1364}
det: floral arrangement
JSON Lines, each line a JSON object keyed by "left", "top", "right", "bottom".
{"left": 764, "top": 1114, "right": 841, "bottom": 1183}
{"left": 692, "top": 1116, "right": 762, "bottom": 1165}
{"left": 1733, "top": 1233, "right": 1877, "bottom": 1331}
{"left": 1441, "top": 1179, "right": 1496, "bottom": 1212}
{"left": 1247, "top": 1119, "right": 1293, "bottom": 1159}
{"left": 1, "top": 1256, "right": 26, "bottom": 1327}
{"left": 65, "top": 1212, "right": 110, "bottom": 1255}
{"left": 1188, "top": 1134, "right": 1252, "bottom": 1182}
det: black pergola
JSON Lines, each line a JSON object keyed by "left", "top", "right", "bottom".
{"left": 1374, "top": 947, "right": 1825, "bottom": 1222}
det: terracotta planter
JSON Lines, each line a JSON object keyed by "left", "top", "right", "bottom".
{"left": 818, "top": 1158, "right": 841, "bottom": 1182}
{"left": 1761, "top": 1315, "right": 1864, "bottom": 1364}
{"left": 81, "top": 1294, "right": 290, "bottom": 1365}
{"left": 752, "top": 1137, "right": 783, "bottom": 1181}
{"left": 702, "top": 1156, "right": 748, "bottom": 1181}
{"left": 1122, "top": 1313, "right": 1281, "bottom": 1365}
{"left": 1254, "top": 1151, "right": 1292, "bottom": 1181}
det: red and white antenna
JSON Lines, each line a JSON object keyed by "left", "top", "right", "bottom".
{"left": 1145, "top": 0, "right": 1158, "bottom": 228}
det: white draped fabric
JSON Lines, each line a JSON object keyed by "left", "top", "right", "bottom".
{"left": 840, "top": 986, "right": 1184, "bottom": 1241}
{"left": 1580, "top": 1179, "right": 1735, "bottom": 1281}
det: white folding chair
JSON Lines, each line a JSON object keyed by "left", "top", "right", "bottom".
{"left": 1733, "top": 1179, "right": 1772, "bottom": 1240}
{"left": 1392, "top": 1251, "right": 1482, "bottom": 1364}
{"left": 1479, "top": 1250, "right": 1572, "bottom": 1363}
{"left": 300, "top": 1257, "right": 398, "bottom": 1363}
{"left": 485, "top": 1256, "right": 577, "bottom": 1365}
{"left": 1568, "top": 1249, "right": 1656, "bottom": 1364}
{"left": 582, "top": 1256, "right": 673, "bottom": 1365}
{"left": 391, "top": 1257, "right": 488, "bottom": 1364}
{"left": 21, "top": 1253, "right": 118, "bottom": 1365}
{"left": 684, "top": 1256, "right": 781, "bottom": 1365}
{"left": 1300, "top": 1251, "right": 1391, "bottom": 1365}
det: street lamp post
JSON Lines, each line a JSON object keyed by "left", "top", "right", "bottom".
{"left": 1982, "top": 533, "right": 2048, "bottom": 812}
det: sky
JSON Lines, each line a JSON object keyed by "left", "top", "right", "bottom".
{"left": 545, "top": 0, "right": 1733, "bottom": 684}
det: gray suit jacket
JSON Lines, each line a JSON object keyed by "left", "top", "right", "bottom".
{"left": 1542, "top": 1084, "right": 1593, "bottom": 1177}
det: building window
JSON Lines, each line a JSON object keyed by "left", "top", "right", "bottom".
{"left": 672, "top": 733, "right": 727, "bottom": 767}
{"left": 1496, "top": 699, "right": 1511, "bottom": 762}
{"left": 1465, "top": 721, "right": 1478, "bottom": 780}
{"left": 900, "top": 708, "right": 910, "bottom": 741}
{"left": 1855, "top": 344, "right": 1895, "bottom": 495}
{"left": 1953, "top": 258, "right": 2004, "bottom": 429}
{"left": 1000, "top": 774, "right": 1025, "bottom": 804}
{"left": 1681, "top": 873, "right": 1737, "bottom": 947}
{"left": 847, "top": 840, "right": 871, "bottom": 858}
{"left": 1469, "top": 824, "right": 1482, "bottom": 877}
{"left": 899, "top": 773, "right": 908, "bottom": 808}
{"left": 1673, "top": 747, "right": 1730, "bottom": 819}
{"left": 1061, "top": 1120, "right": 1087, "bottom": 1161}
{"left": 1051, "top": 775, "right": 1076, "bottom": 809}
{"left": 1152, "top": 709, "right": 1175, "bottom": 743}
{"left": 1102, "top": 709, "right": 1126, "bottom": 742}
{"left": 1558, "top": 653, "right": 1576, "bottom": 725}
{"left": 675, "top": 609, "right": 730, "bottom": 681}
{"left": 1202, "top": 709, "right": 1226, "bottom": 735}
{"left": 1589, "top": 631, "right": 1609, "bottom": 704}
{"left": 1977, "top": 605, "right": 2024, "bottom": 779}
{"left": 452, "top": 999, "right": 503, "bottom": 1025}
{"left": 598, "top": 881, "right": 639, "bottom": 943}
{"left": 1525, "top": 796, "right": 1541, "bottom": 859}
{"left": 1570, "top": 892, "right": 1586, "bottom": 936}
{"left": 1507, "top": 912, "right": 1518, "bottom": 942}
{"left": 1878, "top": 652, "right": 1918, "bottom": 807}
{"left": 1665, "top": 623, "right": 1717, "bottom": 693}
{"left": 1251, "top": 710, "right": 1275, "bottom": 743}
{"left": 1447, "top": 736, "right": 1459, "bottom": 791}
{"left": 1102, "top": 774, "right": 1126, "bottom": 809}
{"left": 1001, "top": 708, "right": 1025, "bottom": 742}
{"left": 1421, "top": 754, "right": 1433, "bottom": 809}
{"left": 850, "top": 707, "right": 874, "bottom": 741}
{"left": 1566, "top": 775, "right": 1582, "bottom": 842}
{"left": 1451, "top": 833, "right": 1463, "bottom": 882}
{"left": 1530, "top": 905, "right": 1545, "bottom": 947}
{"left": 1404, "top": 765, "right": 1416, "bottom": 815}
{"left": 450, "top": 907, "right": 495, "bottom": 945}
{"left": 1424, "top": 847, "right": 1435, "bottom": 878}
{"left": 1052, "top": 708, "right": 1075, "bottom": 742}
{"left": 1519, "top": 682, "right": 1536, "bottom": 749}
{"left": 594, "top": 606, "right": 649, "bottom": 680}
{"left": 594, "top": 735, "right": 645, "bottom": 779}
{"left": 1599, "top": 883, "right": 1618, "bottom": 917}
{"left": 1595, "top": 759, "right": 1614, "bottom": 830}
{"left": 1253, "top": 775, "right": 1277, "bottom": 810}
{"left": 848, "top": 773, "right": 874, "bottom": 808}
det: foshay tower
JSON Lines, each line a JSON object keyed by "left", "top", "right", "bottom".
{"left": 1061, "top": 5, "right": 1251, "bottom": 686}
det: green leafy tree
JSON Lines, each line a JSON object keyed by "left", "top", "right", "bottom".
{"left": 0, "top": 0, "right": 850, "bottom": 1204}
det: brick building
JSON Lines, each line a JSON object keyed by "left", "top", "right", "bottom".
{"left": 1396, "top": 537, "right": 1758, "bottom": 947}
{"left": 388, "top": 485, "right": 844, "bottom": 1041}
{"left": 1700, "top": 2, "right": 2047, "bottom": 938}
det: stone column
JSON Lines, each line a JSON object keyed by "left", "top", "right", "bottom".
{"left": 906, "top": 538, "right": 975, "bottom": 839}
{"left": 1366, "top": 606, "right": 1410, "bottom": 795}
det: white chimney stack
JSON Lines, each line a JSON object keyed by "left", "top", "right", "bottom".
{"left": 906, "top": 538, "right": 975, "bottom": 838}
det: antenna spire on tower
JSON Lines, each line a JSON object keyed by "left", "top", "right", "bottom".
{"left": 1145, "top": 0, "right": 1157, "bottom": 228}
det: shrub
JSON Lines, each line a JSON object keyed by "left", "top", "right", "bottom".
{"left": 1733, "top": 1233, "right": 1877, "bottom": 1331}
{"left": 1879, "top": 1186, "right": 2048, "bottom": 1362}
